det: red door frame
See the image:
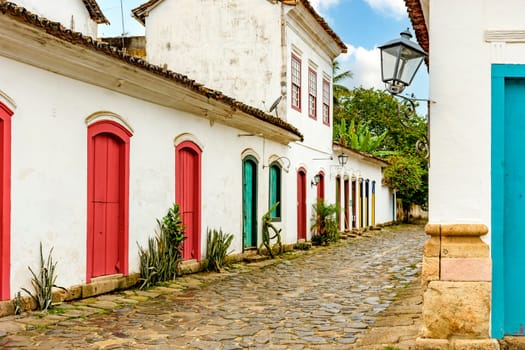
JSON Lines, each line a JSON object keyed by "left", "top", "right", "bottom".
{"left": 176, "top": 141, "right": 202, "bottom": 261}
{"left": 297, "top": 167, "right": 307, "bottom": 240}
{"left": 316, "top": 171, "right": 325, "bottom": 201}
{"left": 344, "top": 178, "right": 350, "bottom": 230}
{"left": 352, "top": 179, "right": 357, "bottom": 228}
{"left": 335, "top": 176, "right": 341, "bottom": 230}
{"left": 86, "top": 120, "right": 131, "bottom": 283}
{"left": 0, "top": 102, "right": 12, "bottom": 300}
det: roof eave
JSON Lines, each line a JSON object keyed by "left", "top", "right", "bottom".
{"left": 0, "top": 2, "right": 303, "bottom": 144}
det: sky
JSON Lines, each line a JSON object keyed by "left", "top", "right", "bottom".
{"left": 97, "top": 0, "right": 428, "bottom": 112}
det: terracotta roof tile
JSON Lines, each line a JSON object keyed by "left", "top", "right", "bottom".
{"left": 404, "top": 0, "right": 428, "bottom": 66}
{"left": 0, "top": 2, "right": 303, "bottom": 141}
{"left": 81, "top": 0, "right": 109, "bottom": 24}
{"left": 132, "top": 0, "right": 347, "bottom": 53}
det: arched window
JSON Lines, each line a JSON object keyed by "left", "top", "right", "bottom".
{"left": 269, "top": 163, "right": 282, "bottom": 220}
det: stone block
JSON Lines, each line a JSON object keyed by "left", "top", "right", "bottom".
{"left": 441, "top": 258, "right": 491, "bottom": 282}
{"left": 64, "top": 285, "right": 83, "bottom": 301}
{"left": 424, "top": 236, "right": 441, "bottom": 257}
{"left": 441, "top": 236, "right": 490, "bottom": 258}
{"left": 415, "top": 337, "right": 450, "bottom": 350}
{"left": 82, "top": 278, "right": 119, "bottom": 298}
{"left": 0, "top": 300, "right": 14, "bottom": 317}
{"left": 422, "top": 281, "right": 491, "bottom": 339}
{"left": 425, "top": 224, "right": 488, "bottom": 237}
{"left": 452, "top": 338, "right": 499, "bottom": 350}
{"left": 422, "top": 257, "right": 440, "bottom": 286}
{"left": 499, "top": 336, "right": 525, "bottom": 349}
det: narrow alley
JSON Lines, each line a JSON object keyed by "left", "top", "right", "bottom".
{"left": 0, "top": 225, "right": 426, "bottom": 349}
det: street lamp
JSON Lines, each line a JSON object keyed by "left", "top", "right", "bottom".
{"left": 378, "top": 28, "right": 427, "bottom": 95}
{"left": 337, "top": 153, "right": 348, "bottom": 167}
{"left": 379, "top": 28, "right": 430, "bottom": 158}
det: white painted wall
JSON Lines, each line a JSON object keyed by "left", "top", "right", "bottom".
{"left": 428, "top": 0, "right": 525, "bottom": 242}
{"left": 286, "top": 15, "right": 335, "bottom": 158}
{"left": 1, "top": 56, "right": 290, "bottom": 296}
{"left": 143, "top": 0, "right": 282, "bottom": 112}
{"left": 12, "top": 0, "right": 98, "bottom": 37}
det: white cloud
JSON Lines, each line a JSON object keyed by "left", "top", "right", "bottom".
{"left": 308, "top": 0, "right": 341, "bottom": 12}
{"left": 337, "top": 43, "right": 384, "bottom": 91}
{"left": 363, "top": 0, "right": 407, "bottom": 20}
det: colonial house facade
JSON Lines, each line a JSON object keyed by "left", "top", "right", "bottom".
{"left": 406, "top": 0, "right": 525, "bottom": 348}
{"left": 0, "top": 0, "right": 394, "bottom": 313}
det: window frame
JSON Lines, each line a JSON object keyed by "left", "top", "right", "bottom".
{"left": 322, "top": 78, "right": 331, "bottom": 126}
{"left": 308, "top": 68, "right": 317, "bottom": 119}
{"left": 291, "top": 54, "right": 302, "bottom": 112}
{"left": 268, "top": 163, "right": 282, "bottom": 221}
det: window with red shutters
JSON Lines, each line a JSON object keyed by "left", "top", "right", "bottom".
{"left": 323, "top": 79, "right": 330, "bottom": 125}
{"left": 308, "top": 68, "right": 317, "bottom": 119}
{"left": 291, "top": 54, "right": 301, "bottom": 111}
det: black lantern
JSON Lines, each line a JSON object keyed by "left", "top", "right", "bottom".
{"left": 378, "top": 28, "right": 427, "bottom": 95}
{"left": 337, "top": 153, "right": 348, "bottom": 166}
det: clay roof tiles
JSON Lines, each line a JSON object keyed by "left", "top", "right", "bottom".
{"left": 81, "top": 0, "right": 109, "bottom": 24}
{"left": 0, "top": 1, "right": 303, "bottom": 140}
{"left": 404, "top": 0, "right": 428, "bottom": 65}
{"left": 131, "top": 0, "right": 347, "bottom": 53}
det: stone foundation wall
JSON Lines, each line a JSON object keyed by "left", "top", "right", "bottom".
{"left": 417, "top": 223, "right": 497, "bottom": 350}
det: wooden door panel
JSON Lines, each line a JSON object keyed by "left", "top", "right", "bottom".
{"left": 502, "top": 78, "right": 525, "bottom": 334}
{"left": 92, "top": 136, "right": 108, "bottom": 202}
{"left": 92, "top": 202, "right": 107, "bottom": 277}
{"left": 176, "top": 144, "right": 201, "bottom": 260}
{"left": 106, "top": 137, "right": 121, "bottom": 203}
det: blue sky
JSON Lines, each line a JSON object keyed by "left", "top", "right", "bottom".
{"left": 97, "top": 0, "right": 428, "bottom": 110}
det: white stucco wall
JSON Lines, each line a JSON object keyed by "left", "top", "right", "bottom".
{"left": 428, "top": 0, "right": 525, "bottom": 241}
{"left": 13, "top": 0, "right": 98, "bottom": 37}
{"left": 285, "top": 16, "right": 335, "bottom": 157}
{"left": 1, "top": 56, "right": 293, "bottom": 296}
{"left": 143, "top": 0, "right": 282, "bottom": 112}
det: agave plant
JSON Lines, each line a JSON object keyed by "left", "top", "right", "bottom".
{"left": 205, "top": 228, "right": 234, "bottom": 272}
{"left": 21, "top": 242, "right": 66, "bottom": 311}
{"left": 138, "top": 204, "right": 186, "bottom": 289}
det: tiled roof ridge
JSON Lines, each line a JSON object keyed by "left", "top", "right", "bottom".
{"left": 132, "top": 0, "right": 347, "bottom": 53}
{"left": 404, "top": 0, "right": 428, "bottom": 67}
{"left": 333, "top": 141, "right": 390, "bottom": 166}
{"left": 0, "top": 2, "right": 303, "bottom": 141}
{"left": 81, "top": 0, "right": 109, "bottom": 24}
{"left": 295, "top": 0, "right": 347, "bottom": 53}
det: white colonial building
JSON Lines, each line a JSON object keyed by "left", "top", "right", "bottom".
{"left": 0, "top": 0, "right": 395, "bottom": 313}
{"left": 406, "top": 0, "right": 525, "bottom": 348}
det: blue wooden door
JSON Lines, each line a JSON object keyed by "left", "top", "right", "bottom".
{"left": 243, "top": 158, "right": 257, "bottom": 249}
{"left": 502, "top": 78, "right": 525, "bottom": 335}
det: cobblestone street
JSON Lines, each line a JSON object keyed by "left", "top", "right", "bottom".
{"left": 0, "top": 225, "right": 426, "bottom": 349}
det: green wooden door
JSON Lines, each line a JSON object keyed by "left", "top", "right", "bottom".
{"left": 243, "top": 157, "right": 257, "bottom": 249}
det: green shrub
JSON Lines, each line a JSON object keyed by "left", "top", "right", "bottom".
{"left": 138, "top": 204, "right": 185, "bottom": 289}
{"left": 205, "top": 228, "right": 234, "bottom": 272}
{"left": 311, "top": 199, "right": 339, "bottom": 245}
{"left": 21, "top": 243, "right": 66, "bottom": 311}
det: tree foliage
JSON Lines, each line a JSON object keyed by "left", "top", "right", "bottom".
{"left": 334, "top": 119, "right": 388, "bottom": 155}
{"left": 333, "top": 86, "right": 428, "bottom": 217}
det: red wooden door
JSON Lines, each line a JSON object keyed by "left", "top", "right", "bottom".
{"left": 0, "top": 103, "right": 12, "bottom": 300}
{"left": 316, "top": 172, "right": 325, "bottom": 201}
{"left": 352, "top": 179, "right": 357, "bottom": 228}
{"left": 297, "top": 168, "right": 307, "bottom": 240}
{"left": 176, "top": 142, "right": 201, "bottom": 261}
{"left": 87, "top": 120, "right": 131, "bottom": 283}
{"left": 91, "top": 134, "right": 123, "bottom": 277}
{"left": 344, "top": 178, "right": 350, "bottom": 230}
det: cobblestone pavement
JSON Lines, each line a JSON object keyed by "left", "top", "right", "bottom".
{"left": 0, "top": 224, "right": 426, "bottom": 349}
